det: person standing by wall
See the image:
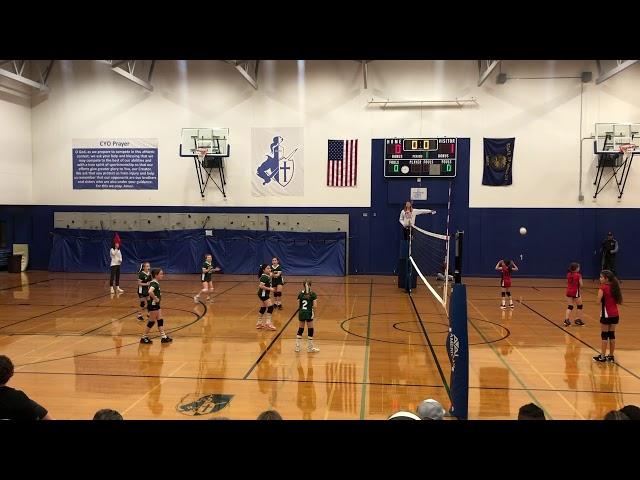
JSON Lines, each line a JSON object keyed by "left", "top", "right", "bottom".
{"left": 109, "top": 240, "right": 124, "bottom": 294}
{"left": 601, "top": 231, "right": 619, "bottom": 276}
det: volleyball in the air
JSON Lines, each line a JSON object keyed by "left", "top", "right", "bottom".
{"left": 519, "top": 227, "right": 527, "bottom": 235}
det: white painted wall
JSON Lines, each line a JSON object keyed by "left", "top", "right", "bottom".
{"left": 23, "top": 60, "right": 640, "bottom": 207}
{"left": 0, "top": 92, "right": 32, "bottom": 204}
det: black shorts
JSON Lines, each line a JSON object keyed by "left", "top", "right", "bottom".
{"left": 600, "top": 316, "right": 619, "bottom": 325}
{"left": 272, "top": 278, "right": 284, "bottom": 287}
{"left": 138, "top": 292, "right": 149, "bottom": 299}
{"left": 299, "top": 316, "right": 314, "bottom": 322}
{"left": 258, "top": 293, "right": 270, "bottom": 301}
{"left": 147, "top": 302, "right": 161, "bottom": 312}
{"left": 202, "top": 275, "right": 212, "bottom": 283}
{"left": 566, "top": 293, "right": 580, "bottom": 300}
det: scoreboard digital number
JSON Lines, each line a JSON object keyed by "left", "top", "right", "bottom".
{"left": 384, "top": 138, "right": 457, "bottom": 178}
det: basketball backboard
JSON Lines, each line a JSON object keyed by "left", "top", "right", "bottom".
{"left": 594, "top": 123, "right": 640, "bottom": 153}
{"left": 180, "top": 128, "right": 229, "bottom": 157}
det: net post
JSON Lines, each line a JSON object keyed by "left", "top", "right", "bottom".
{"left": 454, "top": 230, "right": 464, "bottom": 284}
{"left": 406, "top": 226, "right": 413, "bottom": 293}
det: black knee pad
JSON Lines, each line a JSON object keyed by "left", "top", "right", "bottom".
{"left": 267, "top": 306, "right": 274, "bottom": 313}
{"left": 608, "top": 331, "right": 615, "bottom": 340}
{"left": 501, "top": 292, "right": 506, "bottom": 297}
{"left": 577, "top": 305, "right": 583, "bottom": 310}
{"left": 567, "top": 305, "right": 574, "bottom": 310}
{"left": 308, "top": 327, "right": 314, "bottom": 338}
{"left": 140, "top": 300, "right": 145, "bottom": 308}
{"left": 275, "top": 292, "right": 281, "bottom": 297}
{"left": 601, "top": 331, "right": 608, "bottom": 340}
{"left": 147, "top": 320, "right": 156, "bottom": 328}
{"left": 259, "top": 307, "right": 266, "bottom": 314}
{"left": 157, "top": 318, "right": 164, "bottom": 327}
{"left": 297, "top": 327, "right": 304, "bottom": 336}
{"left": 506, "top": 292, "right": 511, "bottom": 297}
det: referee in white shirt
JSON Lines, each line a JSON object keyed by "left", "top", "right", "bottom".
{"left": 399, "top": 200, "right": 436, "bottom": 240}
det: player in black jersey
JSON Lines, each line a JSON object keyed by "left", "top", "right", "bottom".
{"left": 136, "top": 262, "right": 152, "bottom": 321}
{"left": 194, "top": 253, "right": 221, "bottom": 303}
{"left": 271, "top": 257, "right": 284, "bottom": 309}
{"left": 140, "top": 268, "right": 173, "bottom": 344}
{"left": 257, "top": 264, "right": 276, "bottom": 331}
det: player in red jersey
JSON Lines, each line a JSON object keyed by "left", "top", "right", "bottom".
{"left": 495, "top": 259, "right": 518, "bottom": 309}
{"left": 563, "top": 262, "right": 585, "bottom": 327}
{"left": 593, "top": 270, "right": 623, "bottom": 363}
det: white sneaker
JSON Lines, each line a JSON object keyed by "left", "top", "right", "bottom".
{"left": 307, "top": 345, "right": 320, "bottom": 353}
{"left": 110, "top": 287, "right": 115, "bottom": 294}
{"left": 295, "top": 344, "right": 301, "bottom": 353}
{"left": 116, "top": 287, "right": 124, "bottom": 293}
{"left": 193, "top": 296, "right": 199, "bottom": 303}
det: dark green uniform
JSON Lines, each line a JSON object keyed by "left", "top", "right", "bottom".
{"left": 138, "top": 271, "right": 152, "bottom": 297}
{"left": 257, "top": 274, "right": 272, "bottom": 300}
{"left": 148, "top": 280, "right": 162, "bottom": 311}
{"left": 201, "top": 261, "right": 213, "bottom": 282}
{"left": 272, "top": 264, "right": 284, "bottom": 287}
{"left": 297, "top": 291, "right": 317, "bottom": 321}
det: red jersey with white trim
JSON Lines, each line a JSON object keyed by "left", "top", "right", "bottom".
{"left": 500, "top": 265, "right": 512, "bottom": 288}
{"left": 566, "top": 272, "right": 581, "bottom": 297}
{"left": 600, "top": 284, "right": 619, "bottom": 318}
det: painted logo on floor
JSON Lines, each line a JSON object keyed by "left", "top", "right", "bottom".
{"left": 176, "top": 393, "right": 234, "bottom": 416}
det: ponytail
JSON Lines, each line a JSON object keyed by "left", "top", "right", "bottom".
{"left": 258, "top": 264, "right": 268, "bottom": 278}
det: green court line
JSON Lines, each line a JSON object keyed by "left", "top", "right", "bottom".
{"left": 359, "top": 279, "right": 374, "bottom": 420}
{"left": 467, "top": 300, "right": 553, "bottom": 420}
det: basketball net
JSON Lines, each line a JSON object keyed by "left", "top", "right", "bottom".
{"left": 619, "top": 144, "right": 637, "bottom": 161}
{"left": 196, "top": 147, "right": 209, "bottom": 163}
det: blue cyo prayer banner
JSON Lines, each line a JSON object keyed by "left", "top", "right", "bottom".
{"left": 73, "top": 138, "right": 158, "bottom": 190}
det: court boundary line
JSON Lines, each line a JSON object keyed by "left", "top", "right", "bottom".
{"left": 358, "top": 279, "right": 373, "bottom": 419}
{"left": 9, "top": 282, "right": 247, "bottom": 368}
{"left": 408, "top": 293, "right": 452, "bottom": 400}
{"left": 11, "top": 369, "right": 640, "bottom": 396}
{"left": 468, "top": 299, "right": 553, "bottom": 419}
{"left": 519, "top": 299, "right": 640, "bottom": 382}
{"left": 242, "top": 308, "right": 300, "bottom": 380}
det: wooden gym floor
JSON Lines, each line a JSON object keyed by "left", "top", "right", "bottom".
{"left": 1, "top": 271, "right": 639, "bottom": 420}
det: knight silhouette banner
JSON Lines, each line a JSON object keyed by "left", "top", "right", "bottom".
{"left": 252, "top": 128, "right": 304, "bottom": 196}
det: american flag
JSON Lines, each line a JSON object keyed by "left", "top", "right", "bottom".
{"left": 327, "top": 139, "right": 358, "bottom": 187}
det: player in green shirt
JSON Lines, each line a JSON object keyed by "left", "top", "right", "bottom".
{"left": 257, "top": 264, "right": 276, "bottom": 331}
{"left": 271, "top": 257, "right": 284, "bottom": 309}
{"left": 194, "top": 253, "right": 221, "bottom": 304}
{"left": 295, "top": 280, "right": 319, "bottom": 353}
{"left": 271, "top": 257, "right": 284, "bottom": 310}
{"left": 140, "top": 268, "right": 173, "bottom": 344}
{"left": 136, "top": 262, "right": 152, "bottom": 321}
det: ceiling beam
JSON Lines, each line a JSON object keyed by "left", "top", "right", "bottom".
{"left": 595, "top": 60, "right": 639, "bottom": 84}
{"left": 477, "top": 60, "right": 501, "bottom": 86}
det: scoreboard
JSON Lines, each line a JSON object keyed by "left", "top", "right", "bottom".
{"left": 384, "top": 138, "right": 457, "bottom": 178}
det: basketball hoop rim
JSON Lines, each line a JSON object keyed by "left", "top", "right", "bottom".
{"left": 196, "top": 148, "right": 209, "bottom": 160}
{"left": 619, "top": 144, "right": 637, "bottom": 154}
